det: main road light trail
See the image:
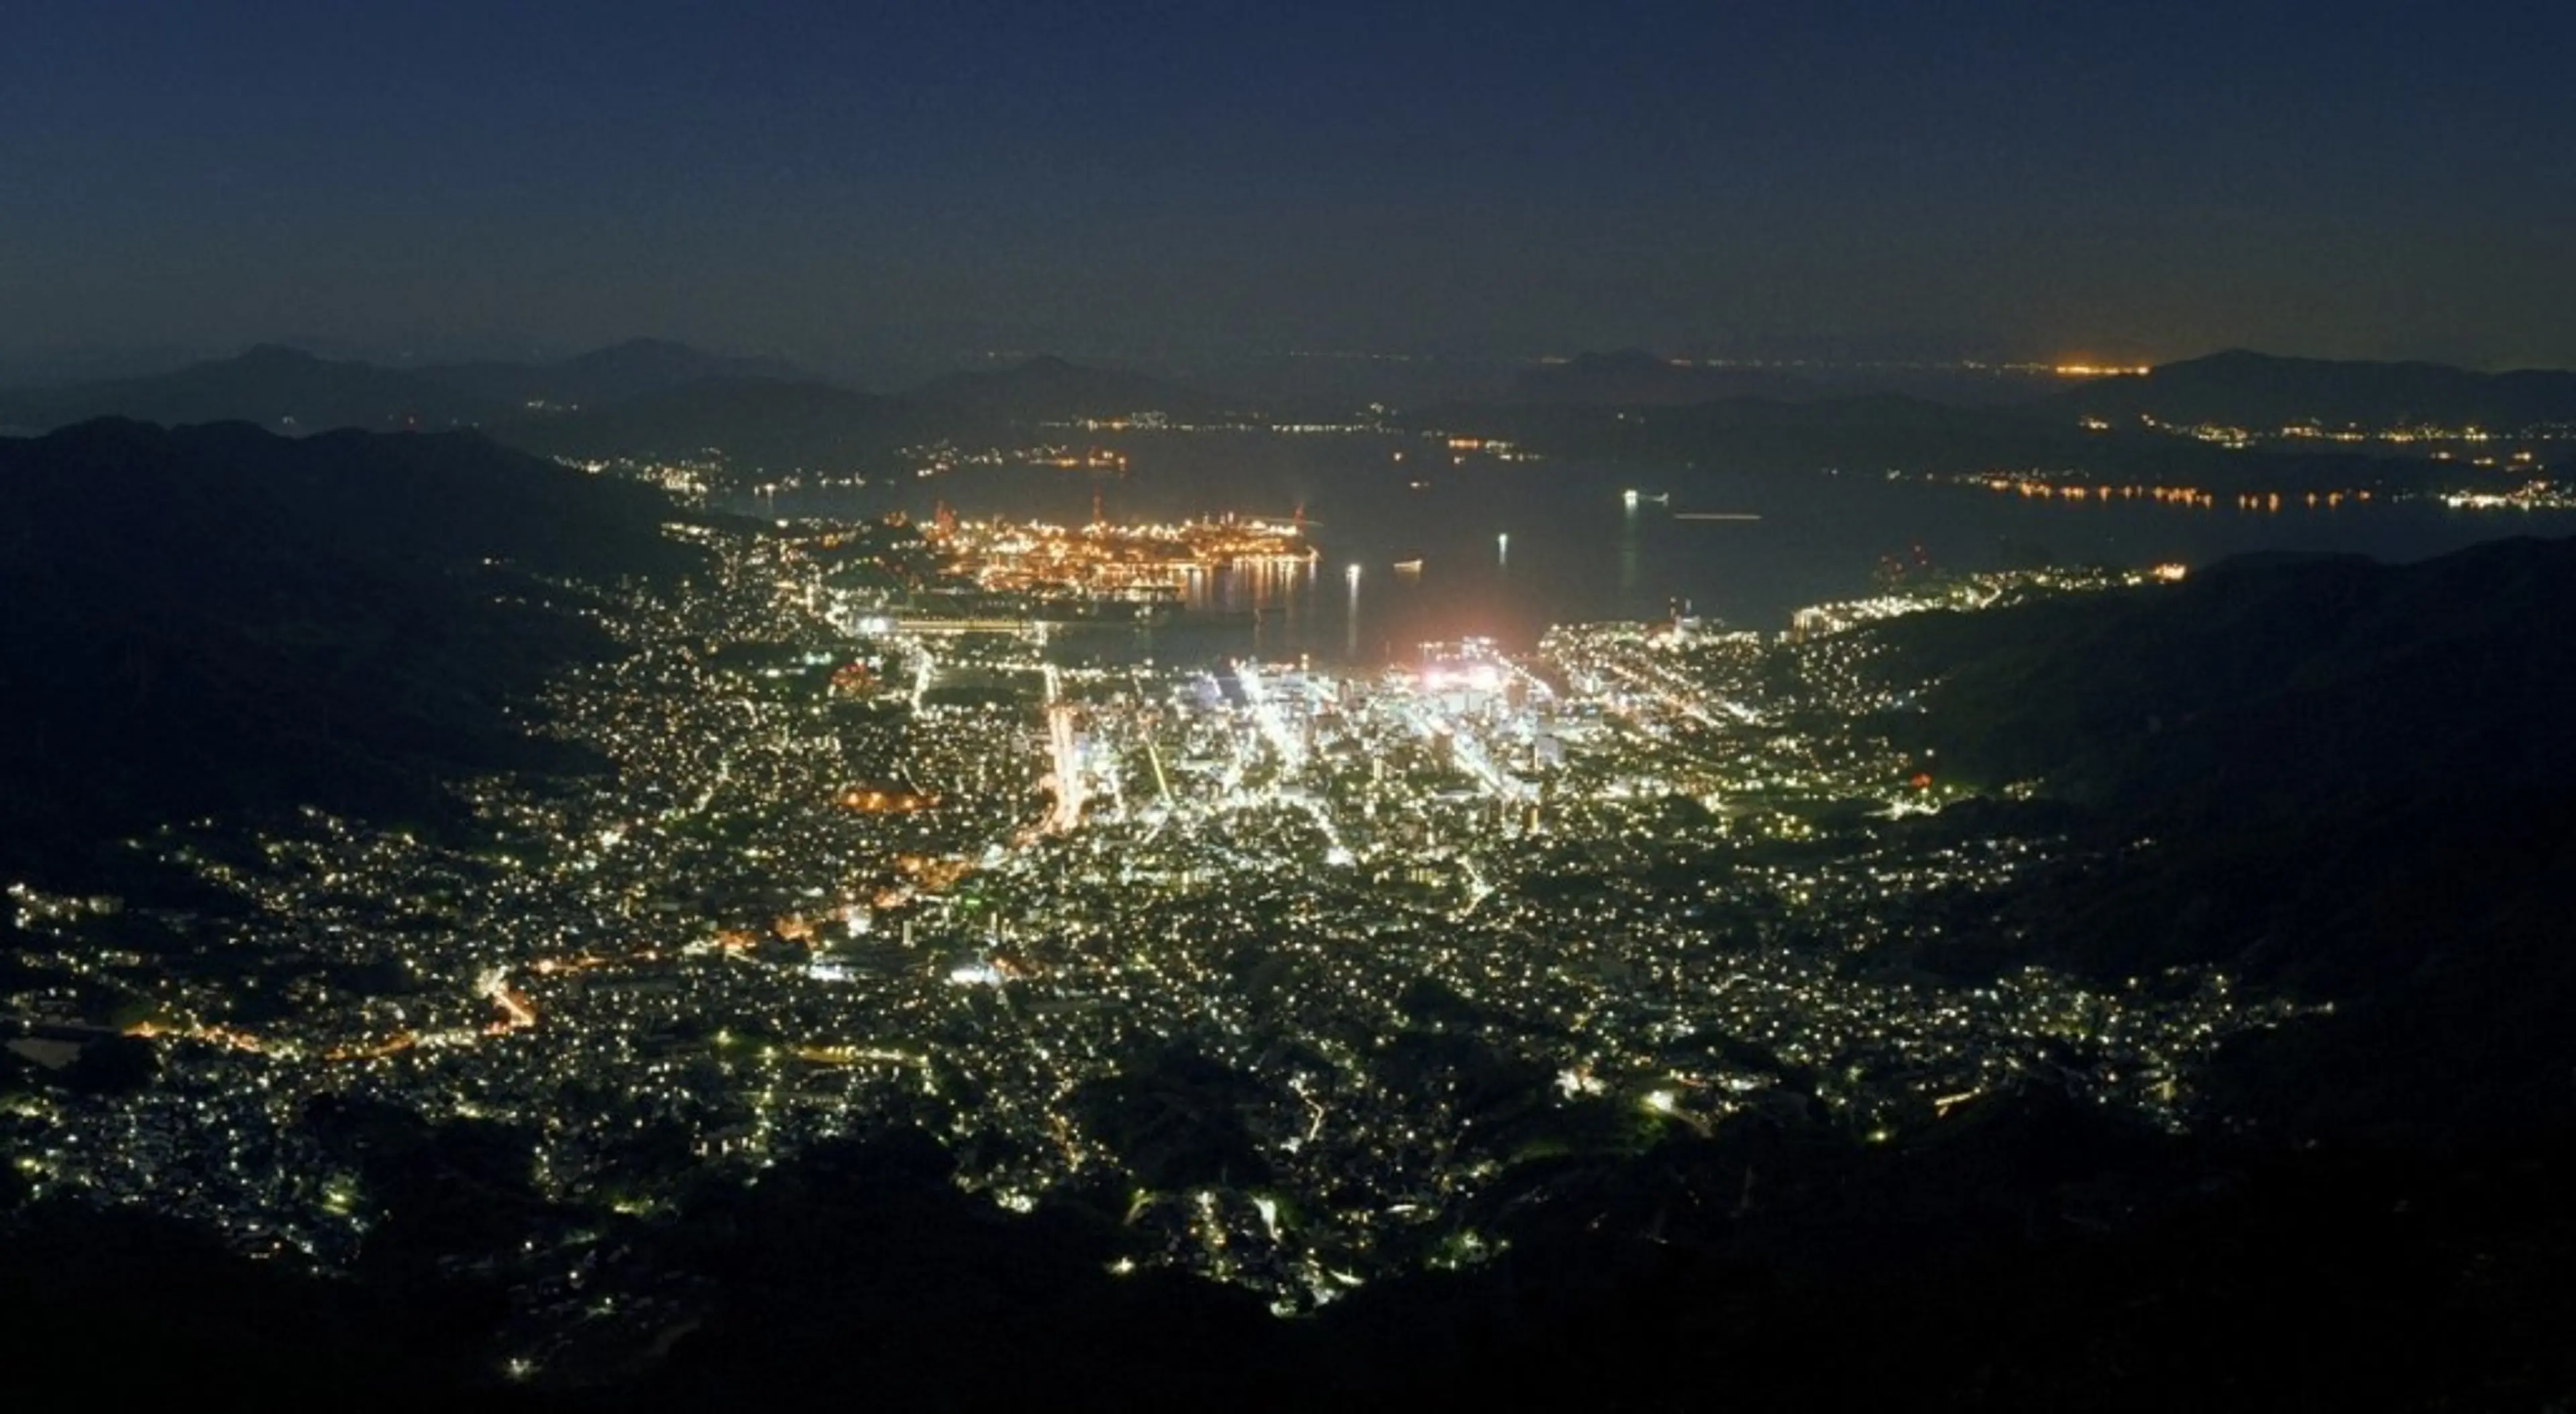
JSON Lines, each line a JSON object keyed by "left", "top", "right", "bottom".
{"left": 1045, "top": 705, "right": 1085, "bottom": 832}
{"left": 1234, "top": 661, "right": 1307, "bottom": 775}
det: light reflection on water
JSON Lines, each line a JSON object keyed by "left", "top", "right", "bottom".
{"left": 741, "top": 461, "right": 2576, "bottom": 666}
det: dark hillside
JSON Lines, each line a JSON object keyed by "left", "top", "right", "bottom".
{"left": 1866, "top": 536, "right": 2576, "bottom": 1140}
{"left": 0, "top": 420, "right": 694, "bottom": 883}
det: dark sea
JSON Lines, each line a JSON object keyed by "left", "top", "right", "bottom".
{"left": 738, "top": 436, "right": 2576, "bottom": 665}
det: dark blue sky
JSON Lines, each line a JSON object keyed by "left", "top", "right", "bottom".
{"left": 5, "top": 0, "right": 2571, "bottom": 369}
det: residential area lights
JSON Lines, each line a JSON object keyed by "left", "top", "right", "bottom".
{"left": 0, "top": 516, "right": 2303, "bottom": 1354}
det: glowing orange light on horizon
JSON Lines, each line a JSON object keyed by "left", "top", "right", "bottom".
{"left": 2052, "top": 362, "right": 2153, "bottom": 378}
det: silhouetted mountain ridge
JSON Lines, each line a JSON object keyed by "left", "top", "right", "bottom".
{"left": 0, "top": 339, "right": 816, "bottom": 435}
{"left": 2046, "top": 349, "right": 2576, "bottom": 431}
{"left": 0, "top": 346, "right": 504, "bottom": 431}
{"left": 1468, "top": 386, "right": 2481, "bottom": 495}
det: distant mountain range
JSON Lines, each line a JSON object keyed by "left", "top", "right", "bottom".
{"left": 1511, "top": 350, "right": 1818, "bottom": 406}
{"left": 1471, "top": 382, "right": 2557, "bottom": 496}
{"left": 0, "top": 339, "right": 804, "bottom": 434}
{"left": 1465, "top": 390, "right": 2359, "bottom": 488}
{"left": 910, "top": 354, "right": 1223, "bottom": 423}
{"left": 10, "top": 343, "right": 2572, "bottom": 490}
{"left": 494, "top": 377, "right": 961, "bottom": 475}
{"left": 502, "top": 352, "right": 1216, "bottom": 473}
{"left": 1507, "top": 349, "right": 2103, "bottom": 407}
{"left": 0, "top": 344, "right": 496, "bottom": 432}
{"left": 1499, "top": 347, "right": 2576, "bottom": 434}
{"left": 2044, "top": 349, "right": 2576, "bottom": 431}
{"left": 0, "top": 344, "right": 1229, "bottom": 475}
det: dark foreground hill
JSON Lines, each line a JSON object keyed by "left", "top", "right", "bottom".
{"left": 1873, "top": 535, "right": 2576, "bottom": 811}
{"left": 0, "top": 419, "right": 696, "bottom": 885}
{"left": 1868, "top": 535, "right": 2576, "bottom": 1141}
{"left": 1, "top": 1106, "right": 2567, "bottom": 1410}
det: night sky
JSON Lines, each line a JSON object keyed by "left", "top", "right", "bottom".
{"left": 6, "top": 0, "right": 2571, "bottom": 369}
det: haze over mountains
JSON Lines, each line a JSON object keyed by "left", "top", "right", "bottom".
{"left": 0, "top": 341, "right": 1231, "bottom": 474}
{"left": 0, "top": 339, "right": 799, "bottom": 435}
{"left": 913, "top": 354, "right": 1222, "bottom": 423}
{"left": 9, "top": 341, "right": 2575, "bottom": 449}
{"left": 2045, "top": 349, "right": 2576, "bottom": 431}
